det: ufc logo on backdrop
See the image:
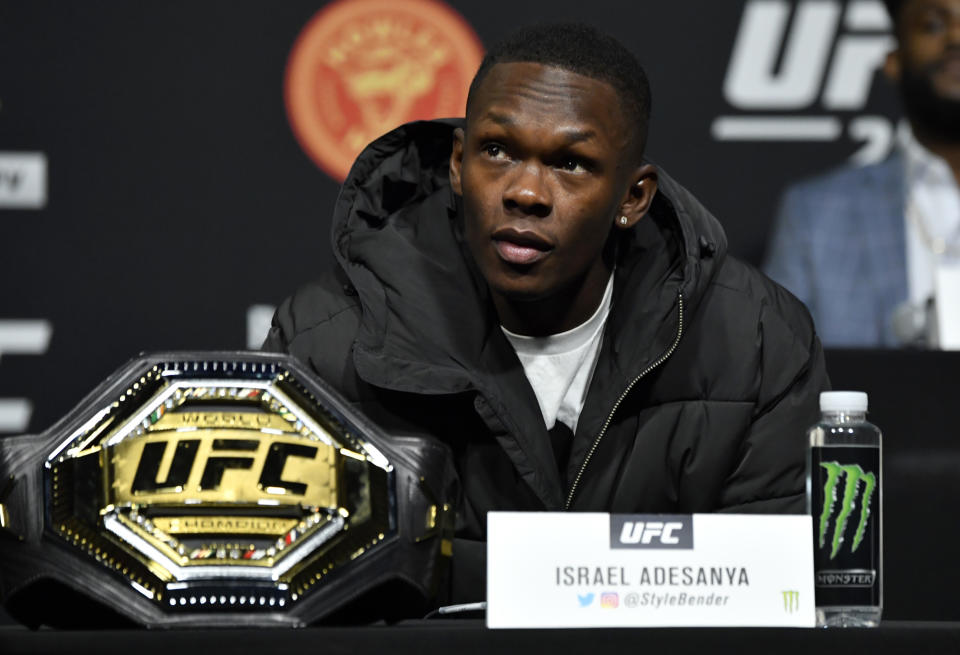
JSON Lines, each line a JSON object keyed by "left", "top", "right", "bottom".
{"left": 712, "top": 0, "right": 897, "bottom": 164}
{"left": 0, "top": 319, "right": 53, "bottom": 433}
{"left": 0, "top": 152, "right": 47, "bottom": 209}
{"left": 610, "top": 515, "right": 694, "bottom": 549}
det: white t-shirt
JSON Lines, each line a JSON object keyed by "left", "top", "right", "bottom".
{"left": 501, "top": 274, "right": 613, "bottom": 433}
{"left": 900, "top": 124, "right": 960, "bottom": 307}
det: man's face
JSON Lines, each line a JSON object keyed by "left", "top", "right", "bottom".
{"left": 887, "top": 0, "right": 960, "bottom": 137}
{"left": 897, "top": 0, "right": 960, "bottom": 100}
{"left": 450, "top": 62, "right": 647, "bottom": 311}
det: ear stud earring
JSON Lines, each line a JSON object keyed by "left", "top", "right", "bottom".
{"left": 620, "top": 216, "right": 628, "bottom": 225}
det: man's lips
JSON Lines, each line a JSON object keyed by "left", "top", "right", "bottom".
{"left": 932, "top": 51, "right": 960, "bottom": 76}
{"left": 938, "top": 57, "right": 960, "bottom": 80}
{"left": 491, "top": 227, "right": 554, "bottom": 266}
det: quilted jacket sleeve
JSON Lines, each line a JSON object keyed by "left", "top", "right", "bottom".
{"left": 261, "top": 296, "right": 294, "bottom": 353}
{"left": 718, "top": 291, "right": 831, "bottom": 514}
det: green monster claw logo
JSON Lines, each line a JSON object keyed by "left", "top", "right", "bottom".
{"left": 818, "top": 462, "right": 876, "bottom": 559}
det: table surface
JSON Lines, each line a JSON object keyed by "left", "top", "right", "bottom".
{"left": 2, "top": 620, "right": 960, "bottom": 655}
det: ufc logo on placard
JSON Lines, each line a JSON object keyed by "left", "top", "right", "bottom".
{"left": 610, "top": 515, "right": 694, "bottom": 549}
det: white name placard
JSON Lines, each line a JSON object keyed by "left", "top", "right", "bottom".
{"left": 487, "top": 512, "right": 814, "bottom": 628}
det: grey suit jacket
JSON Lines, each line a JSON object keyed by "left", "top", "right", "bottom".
{"left": 763, "top": 154, "right": 909, "bottom": 348}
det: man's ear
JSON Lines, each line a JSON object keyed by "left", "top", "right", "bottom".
{"left": 616, "top": 164, "right": 658, "bottom": 230}
{"left": 449, "top": 127, "right": 465, "bottom": 196}
{"left": 883, "top": 48, "right": 902, "bottom": 84}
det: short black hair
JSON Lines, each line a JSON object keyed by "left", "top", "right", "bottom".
{"left": 465, "top": 23, "right": 652, "bottom": 159}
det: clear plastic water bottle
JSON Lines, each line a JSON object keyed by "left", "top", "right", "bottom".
{"left": 807, "top": 391, "right": 882, "bottom": 627}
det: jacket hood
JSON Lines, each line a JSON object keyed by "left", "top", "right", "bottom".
{"left": 330, "top": 119, "right": 729, "bottom": 397}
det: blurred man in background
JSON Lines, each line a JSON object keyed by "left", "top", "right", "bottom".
{"left": 765, "top": 0, "right": 960, "bottom": 348}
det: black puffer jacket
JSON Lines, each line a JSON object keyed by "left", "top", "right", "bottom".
{"left": 265, "top": 120, "right": 829, "bottom": 597}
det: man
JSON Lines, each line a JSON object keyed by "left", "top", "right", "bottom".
{"left": 265, "top": 24, "right": 827, "bottom": 600}
{"left": 764, "top": 0, "right": 960, "bottom": 348}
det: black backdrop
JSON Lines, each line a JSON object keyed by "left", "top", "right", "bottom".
{"left": 0, "top": 0, "right": 900, "bottom": 434}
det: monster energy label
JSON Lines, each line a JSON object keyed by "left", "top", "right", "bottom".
{"left": 811, "top": 446, "right": 881, "bottom": 608}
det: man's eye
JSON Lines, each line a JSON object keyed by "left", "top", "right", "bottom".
{"left": 918, "top": 12, "right": 946, "bottom": 33}
{"left": 559, "top": 158, "right": 587, "bottom": 173}
{"left": 482, "top": 143, "right": 507, "bottom": 159}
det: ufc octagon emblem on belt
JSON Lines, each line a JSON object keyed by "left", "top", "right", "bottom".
{"left": 284, "top": 0, "right": 484, "bottom": 181}
{"left": 46, "top": 357, "right": 393, "bottom": 611}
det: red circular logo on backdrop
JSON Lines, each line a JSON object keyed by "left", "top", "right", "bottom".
{"left": 284, "top": 0, "right": 484, "bottom": 181}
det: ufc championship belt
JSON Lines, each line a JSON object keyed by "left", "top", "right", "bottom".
{"left": 0, "top": 352, "right": 457, "bottom": 628}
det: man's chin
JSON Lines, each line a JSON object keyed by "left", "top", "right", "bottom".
{"left": 932, "top": 79, "right": 960, "bottom": 104}
{"left": 489, "top": 281, "right": 550, "bottom": 303}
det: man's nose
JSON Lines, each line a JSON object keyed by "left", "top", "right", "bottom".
{"left": 502, "top": 162, "right": 552, "bottom": 217}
